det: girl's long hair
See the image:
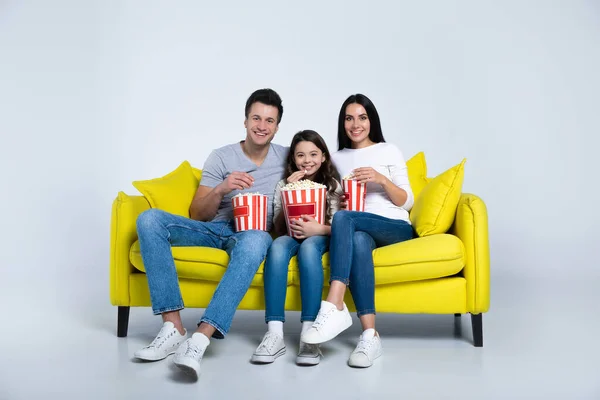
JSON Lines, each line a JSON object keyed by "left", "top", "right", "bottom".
{"left": 283, "top": 130, "right": 340, "bottom": 223}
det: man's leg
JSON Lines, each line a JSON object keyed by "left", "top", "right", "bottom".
{"left": 134, "top": 209, "right": 224, "bottom": 361}
{"left": 198, "top": 229, "right": 273, "bottom": 338}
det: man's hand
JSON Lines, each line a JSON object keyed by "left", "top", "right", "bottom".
{"left": 216, "top": 171, "right": 254, "bottom": 195}
{"left": 289, "top": 215, "right": 325, "bottom": 239}
{"left": 286, "top": 170, "right": 306, "bottom": 184}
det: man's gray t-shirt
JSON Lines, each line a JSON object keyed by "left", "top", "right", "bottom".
{"left": 200, "top": 142, "right": 288, "bottom": 231}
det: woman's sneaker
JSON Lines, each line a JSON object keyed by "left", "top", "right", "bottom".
{"left": 348, "top": 330, "right": 382, "bottom": 368}
{"left": 251, "top": 331, "right": 286, "bottom": 364}
{"left": 296, "top": 341, "right": 321, "bottom": 366}
{"left": 133, "top": 321, "right": 187, "bottom": 361}
{"left": 301, "top": 301, "right": 352, "bottom": 344}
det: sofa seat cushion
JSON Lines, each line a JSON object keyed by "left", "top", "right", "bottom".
{"left": 130, "top": 233, "right": 464, "bottom": 287}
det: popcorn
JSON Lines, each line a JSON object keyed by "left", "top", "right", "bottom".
{"left": 232, "top": 192, "right": 262, "bottom": 198}
{"left": 343, "top": 174, "right": 355, "bottom": 180}
{"left": 281, "top": 180, "right": 327, "bottom": 190}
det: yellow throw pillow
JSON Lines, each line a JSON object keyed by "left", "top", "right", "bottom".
{"left": 411, "top": 159, "right": 466, "bottom": 237}
{"left": 132, "top": 161, "right": 199, "bottom": 218}
{"left": 406, "top": 151, "right": 429, "bottom": 200}
{"left": 191, "top": 167, "right": 202, "bottom": 182}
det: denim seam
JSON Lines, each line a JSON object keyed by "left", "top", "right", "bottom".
{"left": 330, "top": 276, "right": 350, "bottom": 285}
{"left": 357, "top": 308, "right": 376, "bottom": 317}
{"left": 198, "top": 316, "right": 227, "bottom": 338}
{"left": 152, "top": 305, "right": 184, "bottom": 315}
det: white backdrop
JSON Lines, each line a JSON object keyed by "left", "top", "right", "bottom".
{"left": 1, "top": 0, "right": 599, "bottom": 301}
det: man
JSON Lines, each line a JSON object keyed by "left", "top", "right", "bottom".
{"left": 133, "top": 88, "right": 287, "bottom": 379}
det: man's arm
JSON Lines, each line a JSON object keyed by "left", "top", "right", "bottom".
{"left": 189, "top": 171, "right": 255, "bottom": 221}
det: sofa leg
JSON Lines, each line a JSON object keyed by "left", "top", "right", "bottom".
{"left": 454, "top": 313, "right": 461, "bottom": 318}
{"left": 117, "top": 306, "right": 130, "bottom": 338}
{"left": 470, "top": 313, "right": 483, "bottom": 347}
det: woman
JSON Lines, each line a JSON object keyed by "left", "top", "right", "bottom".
{"left": 301, "top": 94, "right": 415, "bottom": 368}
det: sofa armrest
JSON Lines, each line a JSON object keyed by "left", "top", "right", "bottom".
{"left": 110, "top": 191, "right": 150, "bottom": 305}
{"left": 449, "top": 193, "right": 490, "bottom": 313}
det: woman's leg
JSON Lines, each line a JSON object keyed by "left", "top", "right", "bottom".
{"left": 297, "top": 235, "right": 329, "bottom": 322}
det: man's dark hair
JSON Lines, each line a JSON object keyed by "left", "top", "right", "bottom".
{"left": 245, "top": 88, "right": 284, "bottom": 124}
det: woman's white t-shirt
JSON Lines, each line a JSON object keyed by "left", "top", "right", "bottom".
{"left": 331, "top": 142, "right": 414, "bottom": 223}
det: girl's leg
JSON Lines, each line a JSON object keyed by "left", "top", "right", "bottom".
{"left": 297, "top": 235, "right": 329, "bottom": 322}
{"left": 264, "top": 235, "right": 299, "bottom": 324}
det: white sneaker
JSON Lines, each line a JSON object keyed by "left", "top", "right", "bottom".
{"left": 348, "top": 331, "right": 382, "bottom": 368}
{"left": 296, "top": 341, "right": 321, "bottom": 366}
{"left": 173, "top": 333, "right": 210, "bottom": 378}
{"left": 133, "top": 322, "right": 187, "bottom": 361}
{"left": 251, "top": 331, "right": 286, "bottom": 364}
{"left": 300, "top": 301, "right": 352, "bottom": 344}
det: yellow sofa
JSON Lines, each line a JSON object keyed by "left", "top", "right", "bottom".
{"left": 109, "top": 153, "right": 490, "bottom": 346}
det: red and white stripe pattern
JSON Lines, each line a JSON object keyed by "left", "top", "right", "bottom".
{"left": 342, "top": 179, "right": 367, "bottom": 212}
{"left": 281, "top": 188, "right": 326, "bottom": 238}
{"left": 232, "top": 194, "right": 268, "bottom": 232}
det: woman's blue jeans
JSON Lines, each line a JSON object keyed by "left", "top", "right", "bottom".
{"left": 136, "top": 209, "right": 273, "bottom": 339}
{"left": 263, "top": 235, "right": 329, "bottom": 323}
{"left": 329, "top": 210, "right": 414, "bottom": 317}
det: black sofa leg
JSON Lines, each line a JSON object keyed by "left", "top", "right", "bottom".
{"left": 117, "top": 306, "right": 130, "bottom": 337}
{"left": 470, "top": 313, "right": 483, "bottom": 347}
{"left": 454, "top": 313, "right": 461, "bottom": 318}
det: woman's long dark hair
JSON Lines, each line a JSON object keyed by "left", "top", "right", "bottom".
{"left": 337, "top": 93, "right": 386, "bottom": 150}
{"left": 282, "top": 130, "right": 340, "bottom": 226}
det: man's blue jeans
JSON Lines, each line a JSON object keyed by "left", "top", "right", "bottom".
{"left": 263, "top": 235, "right": 329, "bottom": 323}
{"left": 136, "top": 209, "right": 273, "bottom": 339}
{"left": 329, "top": 210, "right": 414, "bottom": 317}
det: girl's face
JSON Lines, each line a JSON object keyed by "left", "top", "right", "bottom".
{"left": 294, "top": 140, "right": 326, "bottom": 180}
{"left": 344, "top": 103, "right": 373, "bottom": 149}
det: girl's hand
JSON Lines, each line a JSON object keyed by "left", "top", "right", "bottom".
{"left": 339, "top": 194, "right": 348, "bottom": 210}
{"left": 352, "top": 167, "right": 384, "bottom": 185}
{"left": 287, "top": 170, "right": 306, "bottom": 184}
{"left": 289, "top": 215, "right": 324, "bottom": 239}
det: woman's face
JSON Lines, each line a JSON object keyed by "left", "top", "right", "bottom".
{"left": 294, "top": 140, "right": 325, "bottom": 180}
{"left": 344, "top": 103, "right": 373, "bottom": 149}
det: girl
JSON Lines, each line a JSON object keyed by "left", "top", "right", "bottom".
{"left": 301, "top": 94, "right": 415, "bottom": 368}
{"left": 251, "top": 130, "right": 342, "bottom": 366}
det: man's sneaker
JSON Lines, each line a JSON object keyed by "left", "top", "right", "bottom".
{"left": 300, "top": 301, "right": 352, "bottom": 344}
{"left": 251, "top": 331, "right": 286, "bottom": 364}
{"left": 173, "top": 333, "right": 210, "bottom": 379}
{"left": 133, "top": 322, "right": 187, "bottom": 361}
{"left": 348, "top": 331, "right": 382, "bottom": 368}
{"left": 296, "top": 341, "right": 321, "bottom": 366}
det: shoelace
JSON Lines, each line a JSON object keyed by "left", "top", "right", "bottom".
{"left": 354, "top": 337, "right": 375, "bottom": 354}
{"left": 145, "top": 327, "right": 174, "bottom": 349}
{"left": 259, "top": 332, "right": 280, "bottom": 351}
{"left": 182, "top": 340, "right": 203, "bottom": 359}
{"left": 311, "top": 307, "right": 335, "bottom": 331}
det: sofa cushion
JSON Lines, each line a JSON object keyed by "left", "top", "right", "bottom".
{"left": 411, "top": 159, "right": 466, "bottom": 237}
{"left": 132, "top": 161, "right": 199, "bottom": 218}
{"left": 130, "top": 234, "right": 464, "bottom": 287}
{"left": 406, "top": 151, "right": 430, "bottom": 200}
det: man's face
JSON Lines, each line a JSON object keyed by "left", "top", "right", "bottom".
{"left": 244, "top": 102, "right": 279, "bottom": 147}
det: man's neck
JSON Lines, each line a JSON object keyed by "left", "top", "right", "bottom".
{"left": 240, "top": 141, "right": 270, "bottom": 166}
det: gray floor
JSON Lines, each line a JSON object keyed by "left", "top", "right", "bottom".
{"left": 2, "top": 273, "right": 599, "bottom": 399}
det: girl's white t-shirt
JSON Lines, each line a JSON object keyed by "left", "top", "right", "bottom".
{"left": 331, "top": 142, "right": 414, "bottom": 223}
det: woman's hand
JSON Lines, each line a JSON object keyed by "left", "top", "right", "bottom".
{"left": 287, "top": 170, "right": 307, "bottom": 184}
{"left": 339, "top": 194, "right": 347, "bottom": 210}
{"left": 289, "top": 215, "right": 325, "bottom": 239}
{"left": 352, "top": 167, "right": 385, "bottom": 185}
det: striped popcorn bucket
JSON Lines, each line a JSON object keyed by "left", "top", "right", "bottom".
{"left": 231, "top": 194, "right": 268, "bottom": 232}
{"left": 281, "top": 187, "right": 327, "bottom": 238}
{"left": 342, "top": 179, "right": 367, "bottom": 212}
